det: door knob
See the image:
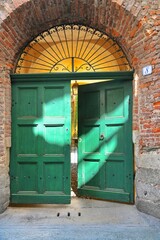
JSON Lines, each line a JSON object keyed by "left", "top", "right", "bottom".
{"left": 99, "top": 134, "right": 104, "bottom": 140}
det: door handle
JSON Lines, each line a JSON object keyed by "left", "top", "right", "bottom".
{"left": 99, "top": 134, "right": 104, "bottom": 140}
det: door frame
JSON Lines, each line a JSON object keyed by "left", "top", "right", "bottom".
{"left": 11, "top": 71, "right": 133, "bottom": 82}
{"left": 11, "top": 71, "right": 134, "bottom": 203}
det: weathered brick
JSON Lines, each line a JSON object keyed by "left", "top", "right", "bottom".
{"left": 0, "top": 0, "right": 159, "bottom": 219}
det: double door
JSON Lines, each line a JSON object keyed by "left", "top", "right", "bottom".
{"left": 10, "top": 78, "right": 133, "bottom": 204}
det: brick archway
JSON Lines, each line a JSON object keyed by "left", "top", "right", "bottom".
{"left": 0, "top": 0, "right": 159, "bottom": 218}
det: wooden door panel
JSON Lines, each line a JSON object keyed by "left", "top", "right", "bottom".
{"left": 84, "top": 91, "right": 100, "bottom": 119}
{"left": 44, "top": 87, "right": 65, "bottom": 116}
{"left": 78, "top": 80, "right": 133, "bottom": 203}
{"left": 17, "top": 124, "right": 38, "bottom": 155}
{"left": 18, "top": 162, "right": 38, "bottom": 192}
{"left": 11, "top": 80, "right": 71, "bottom": 204}
{"left": 83, "top": 159, "right": 101, "bottom": 189}
{"left": 105, "top": 124, "right": 125, "bottom": 154}
{"left": 83, "top": 125, "right": 100, "bottom": 153}
{"left": 44, "top": 124, "right": 65, "bottom": 155}
{"left": 18, "top": 87, "right": 38, "bottom": 117}
{"left": 105, "top": 88, "right": 124, "bottom": 117}
{"left": 105, "top": 160, "right": 124, "bottom": 189}
{"left": 78, "top": 158, "right": 101, "bottom": 189}
{"left": 43, "top": 162, "right": 64, "bottom": 192}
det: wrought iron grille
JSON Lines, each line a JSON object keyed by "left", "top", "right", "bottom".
{"left": 16, "top": 24, "right": 131, "bottom": 73}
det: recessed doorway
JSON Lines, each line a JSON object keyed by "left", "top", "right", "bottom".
{"left": 10, "top": 24, "right": 133, "bottom": 204}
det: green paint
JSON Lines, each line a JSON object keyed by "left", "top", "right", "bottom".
{"left": 11, "top": 71, "right": 134, "bottom": 82}
{"left": 10, "top": 71, "right": 133, "bottom": 204}
{"left": 78, "top": 80, "right": 133, "bottom": 203}
{"left": 10, "top": 80, "right": 71, "bottom": 204}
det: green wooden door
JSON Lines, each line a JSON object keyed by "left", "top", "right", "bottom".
{"left": 10, "top": 80, "right": 71, "bottom": 204}
{"left": 78, "top": 80, "right": 133, "bottom": 203}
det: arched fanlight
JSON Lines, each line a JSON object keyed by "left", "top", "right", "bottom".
{"left": 16, "top": 24, "right": 131, "bottom": 74}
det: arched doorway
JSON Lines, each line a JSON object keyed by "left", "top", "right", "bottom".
{"left": 10, "top": 24, "right": 133, "bottom": 204}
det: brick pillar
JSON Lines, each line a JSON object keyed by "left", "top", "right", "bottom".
{"left": 0, "top": 67, "right": 10, "bottom": 213}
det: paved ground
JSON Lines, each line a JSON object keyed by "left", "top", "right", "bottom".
{"left": 0, "top": 198, "right": 160, "bottom": 240}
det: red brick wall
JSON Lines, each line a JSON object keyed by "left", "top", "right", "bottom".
{"left": 0, "top": 0, "right": 159, "bottom": 216}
